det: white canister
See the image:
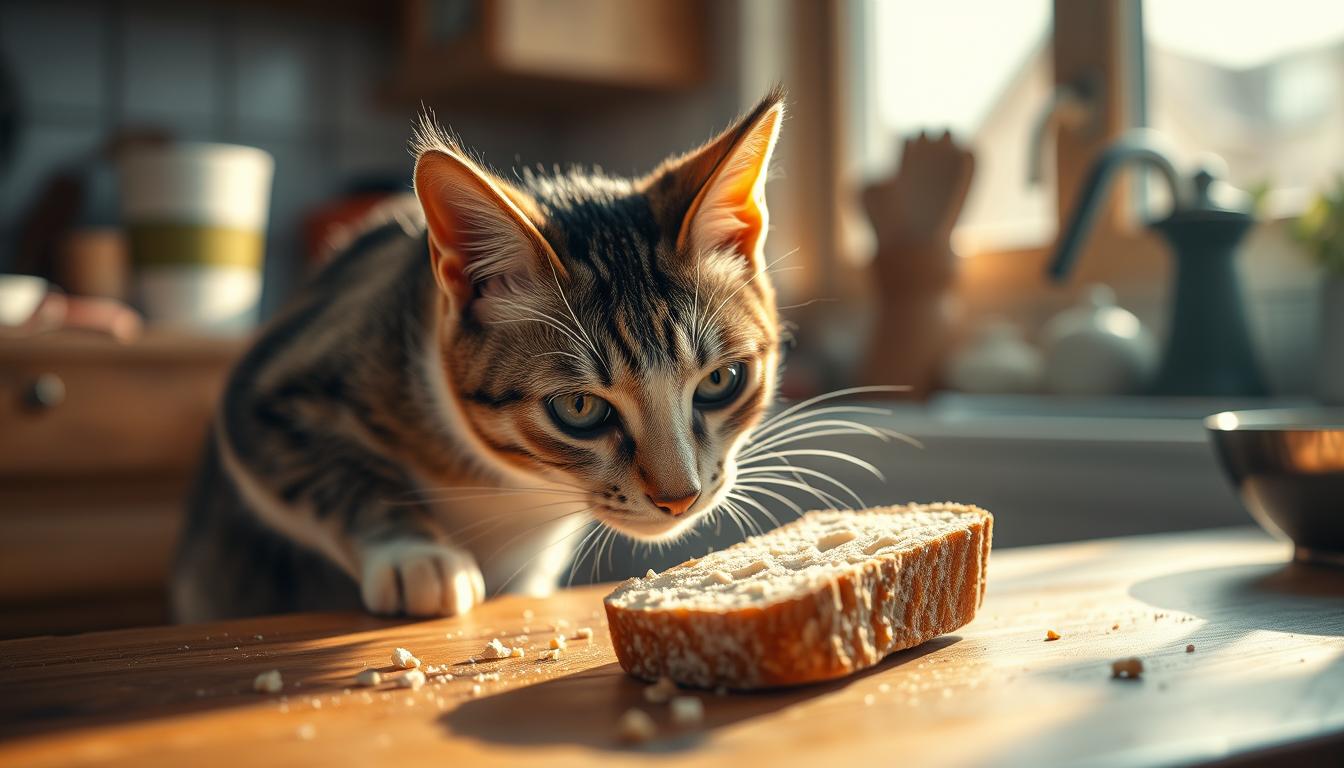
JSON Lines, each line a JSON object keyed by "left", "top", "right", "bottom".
{"left": 119, "top": 143, "right": 274, "bottom": 334}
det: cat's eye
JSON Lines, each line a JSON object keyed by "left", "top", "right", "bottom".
{"left": 547, "top": 393, "right": 613, "bottom": 435}
{"left": 694, "top": 362, "right": 746, "bottom": 407}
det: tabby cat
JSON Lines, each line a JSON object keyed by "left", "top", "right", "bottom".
{"left": 171, "top": 90, "right": 788, "bottom": 621}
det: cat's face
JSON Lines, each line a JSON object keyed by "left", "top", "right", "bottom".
{"left": 415, "top": 91, "right": 784, "bottom": 541}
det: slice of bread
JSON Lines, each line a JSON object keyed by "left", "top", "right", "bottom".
{"left": 604, "top": 503, "right": 992, "bottom": 689}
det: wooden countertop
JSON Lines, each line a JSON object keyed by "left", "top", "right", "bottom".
{"left": 2, "top": 528, "right": 1342, "bottom": 767}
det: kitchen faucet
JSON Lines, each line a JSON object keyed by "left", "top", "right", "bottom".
{"left": 1046, "top": 131, "right": 1267, "bottom": 397}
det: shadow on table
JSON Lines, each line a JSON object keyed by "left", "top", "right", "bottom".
{"left": 440, "top": 635, "right": 960, "bottom": 753}
{"left": 1129, "top": 561, "right": 1344, "bottom": 637}
{"left": 0, "top": 612, "right": 426, "bottom": 741}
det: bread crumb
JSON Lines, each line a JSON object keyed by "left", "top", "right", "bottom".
{"left": 549, "top": 635, "right": 567, "bottom": 650}
{"left": 253, "top": 634, "right": 264, "bottom": 641}
{"left": 296, "top": 723, "right": 316, "bottom": 740}
{"left": 618, "top": 708, "right": 657, "bottom": 743}
{"left": 555, "top": 619, "right": 570, "bottom": 630}
{"left": 522, "top": 608, "right": 535, "bottom": 621}
{"left": 253, "top": 669, "right": 283, "bottom": 694}
{"left": 470, "top": 684, "right": 482, "bottom": 696}
{"left": 1111, "top": 658, "right": 1144, "bottom": 679}
{"left": 645, "top": 569, "right": 657, "bottom": 579}
{"left": 473, "top": 672, "right": 500, "bottom": 683}
{"left": 643, "top": 676, "right": 678, "bottom": 704}
{"left": 670, "top": 696, "right": 703, "bottom": 726}
{"left": 480, "top": 638, "right": 511, "bottom": 659}
{"left": 1111, "top": 623, "right": 1120, "bottom": 630}
{"left": 862, "top": 694, "right": 875, "bottom": 706}
{"left": 399, "top": 669, "right": 426, "bottom": 690}
{"left": 511, "top": 647, "right": 526, "bottom": 658}
{"left": 1045, "top": 630, "right": 1061, "bottom": 641}
{"left": 391, "top": 648, "right": 420, "bottom": 669}
{"left": 354, "top": 669, "right": 382, "bottom": 687}
{"left": 1185, "top": 644, "right": 1195, "bottom": 653}
{"left": 540, "top": 649, "right": 562, "bottom": 661}
{"left": 575, "top": 627, "right": 594, "bottom": 640}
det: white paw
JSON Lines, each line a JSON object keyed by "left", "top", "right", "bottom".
{"left": 359, "top": 540, "right": 485, "bottom": 617}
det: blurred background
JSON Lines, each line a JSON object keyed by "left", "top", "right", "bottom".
{"left": 1, "top": 0, "right": 1343, "bottom": 637}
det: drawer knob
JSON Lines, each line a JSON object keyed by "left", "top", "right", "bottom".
{"left": 24, "top": 373, "right": 66, "bottom": 411}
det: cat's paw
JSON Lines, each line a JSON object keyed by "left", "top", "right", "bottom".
{"left": 359, "top": 540, "right": 485, "bottom": 617}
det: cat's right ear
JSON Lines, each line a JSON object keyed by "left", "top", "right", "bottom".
{"left": 413, "top": 143, "right": 563, "bottom": 303}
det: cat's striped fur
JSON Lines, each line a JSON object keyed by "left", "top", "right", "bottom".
{"left": 173, "top": 90, "right": 785, "bottom": 621}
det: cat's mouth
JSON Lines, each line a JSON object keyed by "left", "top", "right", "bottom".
{"left": 591, "top": 478, "right": 730, "bottom": 542}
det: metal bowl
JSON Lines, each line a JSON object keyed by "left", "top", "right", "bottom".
{"left": 1207, "top": 409, "right": 1344, "bottom": 566}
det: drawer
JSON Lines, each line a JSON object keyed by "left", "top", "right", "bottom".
{"left": 0, "top": 335, "right": 240, "bottom": 476}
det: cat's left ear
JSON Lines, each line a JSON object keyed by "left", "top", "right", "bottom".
{"left": 645, "top": 89, "right": 784, "bottom": 270}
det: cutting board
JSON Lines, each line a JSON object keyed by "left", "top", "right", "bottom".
{"left": 2, "top": 528, "right": 1342, "bottom": 767}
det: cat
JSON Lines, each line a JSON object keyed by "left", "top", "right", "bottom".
{"left": 171, "top": 89, "right": 788, "bottom": 621}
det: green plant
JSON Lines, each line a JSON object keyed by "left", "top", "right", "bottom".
{"left": 1295, "top": 175, "right": 1344, "bottom": 275}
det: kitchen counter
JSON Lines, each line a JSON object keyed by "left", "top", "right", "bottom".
{"left": 2, "top": 528, "right": 1342, "bottom": 767}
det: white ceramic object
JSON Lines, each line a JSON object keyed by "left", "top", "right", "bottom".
{"left": 136, "top": 266, "right": 262, "bottom": 336}
{"left": 1321, "top": 276, "right": 1344, "bottom": 405}
{"left": 119, "top": 143, "right": 273, "bottom": 333}
{"left": 945, "top": 318, "right": 1042, "bottom": 394}
{"left": 1040, "top": 284, "right": 1157, "bottom": 396}
{"left": 0, "top": 274, "right": 48, "bottom": 327}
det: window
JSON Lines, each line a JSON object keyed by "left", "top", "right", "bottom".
{"left": 858, "top": 0, "right": 1054, "bottom": 255}
{"left": 1143, "top": 0, "right": 1344, "bottom": 216}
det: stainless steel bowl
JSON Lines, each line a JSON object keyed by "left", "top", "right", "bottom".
{"left": 1207, "top": 409, "right": 1344, "bottom": 566}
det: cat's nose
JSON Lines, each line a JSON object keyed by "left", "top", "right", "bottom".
{"left": 645, "top": 488, "right": 700, "bottom": 517}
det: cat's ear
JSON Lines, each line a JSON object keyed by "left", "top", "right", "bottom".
{"left": 645, "top": 89, "right": 784, "bottom": 270}
{"left": 412, "top": 134, "right": 562, "bottom": 302}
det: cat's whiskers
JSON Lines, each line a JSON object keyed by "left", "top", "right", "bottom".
{"left": 694, "top": 249, "right": 796, "bottom": 351}
{"left": 544, "top": 256, "right": 609, "bottom": 376}
{"left": 689, "top": 257, "right": 701, "bottom": 352}
{"left": 566, "top": 522, "right": 606, "bottom": 587}
{"left": 740, "top": 417, "right": 922, "bottom": 460}
{"left": 484, "top": 312, "right": 588, "bottom": 356}
{"left": 749, "top": 385, "right": 907, "bottom": 440}
{"left": 725, "top": 484, "right": 802, "bottom": 525}
{"left": 732, "top": 475, "right": 849, "bottom": 510}
{"left": 392, "top": 488, "right": 589, "bottom": 506}
{"left": 452, "top": 499, "right": 595, "bottom": 548}
{"left": 489, "top": 510, "right": 599, "bottom": 597}
{"left": 738, "top": 448, "right": 885, "bottom": 482}
{"left": 721, "top": 498, "right": 764, "bottom": 537}
{"left": 734, "top": 463, "right": 865, "bottom": 506}
{"left": 482, "top": 505, "right": 594, "bottom": 561}
{"left": 731, "top": 492, "right": 784, "bottom": 535}
{"left": 744, "top": 406, "right": 894, "bottom": 447}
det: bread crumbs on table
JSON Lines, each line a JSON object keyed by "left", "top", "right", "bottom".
{"left": 618, "top": 708, "right": 657, "bottom": 743}
{"left": 1111, "top": 657, "right": 1143, "bottom": 679}
{"left": 1045, "top": 629, "right": 1061, "bottom": 641}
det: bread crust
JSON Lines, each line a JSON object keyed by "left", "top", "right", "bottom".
{"left": 604, "top": 503, "right": 993, "bottom": 689}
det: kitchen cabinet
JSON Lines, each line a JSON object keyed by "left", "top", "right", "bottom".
{"left": 0, "top": 333, "right": 241, "bottom": 638}
{"left": 389, "top": 0, "right": 707, "bottom": 107}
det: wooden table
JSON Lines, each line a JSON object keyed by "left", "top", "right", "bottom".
{"left": 2, "top": 528, "right": 1342, "bottom": 767}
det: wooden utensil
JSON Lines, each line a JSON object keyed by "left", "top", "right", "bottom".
{"left": 859, "top": 131, "right": 975, "bottom": 398}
